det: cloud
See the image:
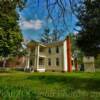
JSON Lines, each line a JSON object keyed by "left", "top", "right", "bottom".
{"left": 19, "top": 17, "right": 43, "bottom": 30}
{"left": 32, "top": 20, "right": 43, "bottom": 30}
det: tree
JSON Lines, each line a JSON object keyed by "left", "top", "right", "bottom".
{"left": 51, "top": 29, "right": 64, "bottom": 42}
{"left": 40, "top": 28, "right": 51, "bottom": 43}
{"left": 0, "top": 29, "right": 23, "bottom": 67}
{"left": 40, "top": 28, "right": 63, "bottom": 43}
{"left": 0, "top": 0, "right": 25, "bottom": 67}
{"left": 74, "top": 0, "right": 100, "bottom": 57}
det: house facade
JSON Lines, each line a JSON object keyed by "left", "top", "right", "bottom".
{"left": 25, "top": 36, "right": 75, "bottom": 72}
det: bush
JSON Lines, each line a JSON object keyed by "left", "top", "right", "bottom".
{"left": 0, "top": 68, "right": 10, "bottom": 73}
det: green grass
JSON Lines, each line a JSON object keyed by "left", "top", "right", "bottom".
{"left": 0, "top": 71, "right": 100, "bottom": 100}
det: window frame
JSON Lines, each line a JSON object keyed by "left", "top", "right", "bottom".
{"left": 48, "top": 48, "right": 51, "bottom": 54}
{"left": 56, "top": 46, "right": 59, "bottom": 53}
{"left": 48, "top": 58, "right": 51, "bottom": 66}
{"left": 56, "top": 58, "right": 59, "bottom": 66}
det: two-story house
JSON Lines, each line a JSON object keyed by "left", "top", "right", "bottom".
{"left": 25, "top": 36, "right": 74, "bottom": 72}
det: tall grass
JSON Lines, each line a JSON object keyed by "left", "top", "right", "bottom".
{"left": 0, "top": 72, "right": 100, "bottom": 100}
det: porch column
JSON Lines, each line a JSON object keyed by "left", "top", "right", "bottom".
{"left": 36, "top": 45, "right": 40, "bottom": 69}
{"left": 63, "top": 40, "right": 67, "bottom": 72}
{"left": 34, "top": 47, "right": 37, "bottom": 69}
{"left": 25, "top": 49, "right": 30, "bottom": 69}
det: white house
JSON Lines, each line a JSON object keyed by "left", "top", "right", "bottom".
{"left": 25, "top": 36, "right": 75, "bottom": 72}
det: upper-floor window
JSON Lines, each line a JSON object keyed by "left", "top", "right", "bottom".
{"left": 48, "top": 48, "right": 51, "bottom": 54}
{"left": 56, "top": 58, "right": 59, "bottom": 66}
{"left": 48, "top": 58, "right": 51, "bottom": 66}
{"left": 56, "top": 46, "right": 59, "bottom": 53}
{"left": 40, "top": 47, "right": 44, "bottom": 52}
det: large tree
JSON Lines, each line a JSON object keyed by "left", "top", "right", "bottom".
{"left": 0, "top": 0, "right": 25, "bottom": 67}
{"left": 74, "top": 0, "right": 100, "bottom": 57}
{"left": 40, "top": 28, "right": 63, "bottom": 43}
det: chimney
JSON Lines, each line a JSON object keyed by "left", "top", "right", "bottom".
{"left": 66, "top": 36, "right": 72, "bottom": 72}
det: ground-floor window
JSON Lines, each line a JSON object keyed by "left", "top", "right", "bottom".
{"left": 48, "top": 58, "right": 51, "bottom": 66}
{"left": 39, "top": 58, "right": 44, "bottom": 65}
{"left": 56, "top": 58, "right": 59, "bottom": 66}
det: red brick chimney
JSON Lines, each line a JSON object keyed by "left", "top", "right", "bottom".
{"left": 66, "top": 36, "right": 72, "bottom": 72}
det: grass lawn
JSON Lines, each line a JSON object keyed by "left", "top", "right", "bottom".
{"left": 0, "top": 71, "right": 100, "bottom": 100}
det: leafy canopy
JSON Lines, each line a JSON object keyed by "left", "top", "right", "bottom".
{"left": 0, "top": 0, "right": 25, "bottom": 57}
{"left": 75, "top": 0, "right": 100, "bottom": 57}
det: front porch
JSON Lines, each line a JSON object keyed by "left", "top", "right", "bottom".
{"left": 25, "top": 42, "right": 46, "bottom": 72}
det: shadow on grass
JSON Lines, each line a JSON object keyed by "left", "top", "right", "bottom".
{"left": 27, "top": 74, "right": 100, "bottom": 92}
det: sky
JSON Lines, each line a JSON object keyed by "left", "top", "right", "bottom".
{"left": 18, "top": 0, "right": 78, "bottom": 41}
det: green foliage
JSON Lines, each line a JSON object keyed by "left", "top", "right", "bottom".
{"left": 0, "top": 0, "right": 26, "bottom": 57}
{"left": 69, "top": 33, "right": 84, "bottom": 64}
{"left": 95, "top": 55, "right": 100, "bottom": 70}
{"left": 69, "top": 33, "right": 77, "bottom": 53}
{"left": 75, "top": 0, "right": 100, "bottom": 57}
{"left": 0, "top": 29, "right": 23, "bottom": 57}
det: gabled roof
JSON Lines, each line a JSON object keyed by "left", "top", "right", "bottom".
{"left": 45, "top": 40, "right": 64, "bottom": 47}
{"left": 27, "top": 36, "right": 68, "bottom": 48}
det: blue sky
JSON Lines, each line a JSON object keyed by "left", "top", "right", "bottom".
{"left": 18, "top": 0, "right": 78, "bottom": 41}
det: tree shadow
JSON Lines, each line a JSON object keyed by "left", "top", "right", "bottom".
{"left": 27, "top": 74, "right": 100, "bottom": 92}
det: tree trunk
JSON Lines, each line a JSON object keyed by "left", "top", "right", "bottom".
{"left": 3, "top": 57, "right": 7, "bottom": 68}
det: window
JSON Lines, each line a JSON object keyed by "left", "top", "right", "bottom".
{"left": 48, "top": 48, "right": 51, "bottom": 54}
{"left": 39, "top": 58, "right": 44, "bottom": 65}
{"left": 48, "top": 58, "right": 51, "bottom": 66}
{"left": 56, "top": 46, "right": 59, "bottom": 53}
{"left": 40, "top": 48, "right": 44, "bottom": 52}
{"left": 56, "top": 58, "right": 59, "bottom": 66}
